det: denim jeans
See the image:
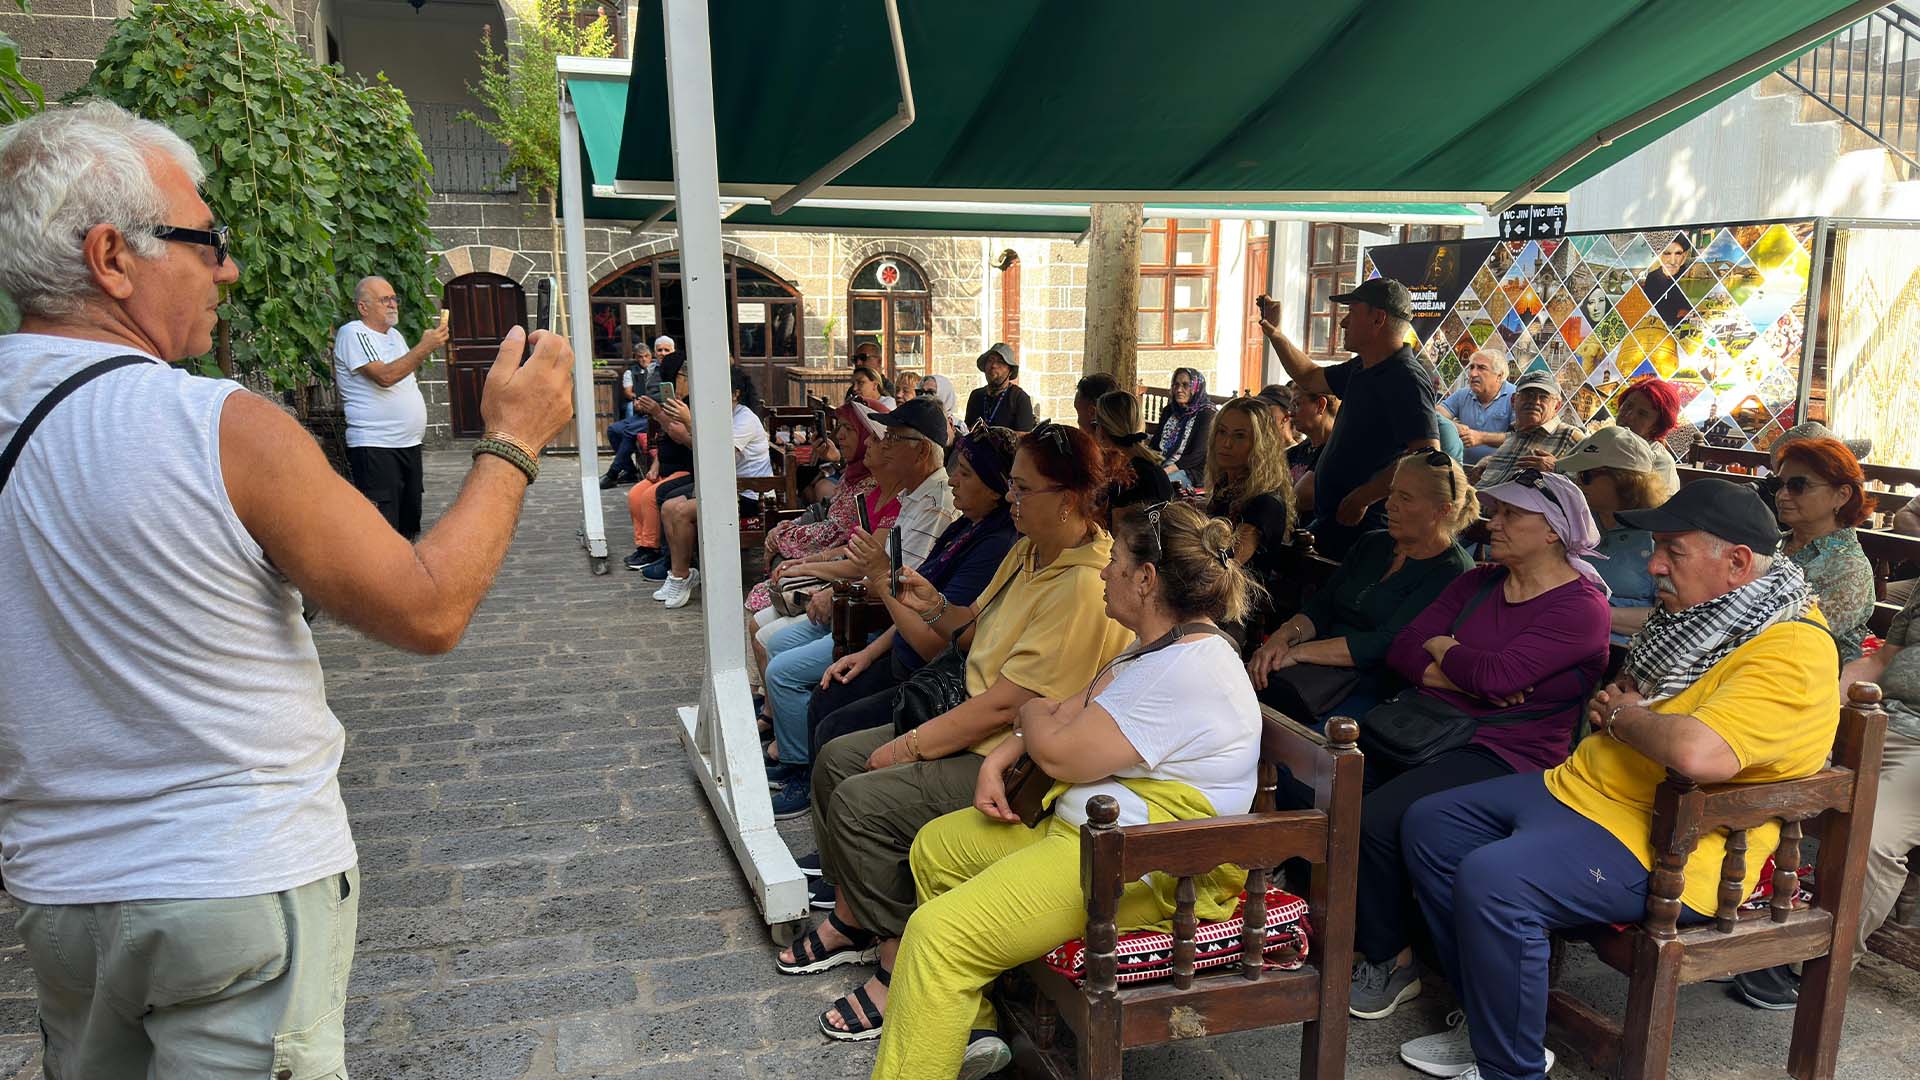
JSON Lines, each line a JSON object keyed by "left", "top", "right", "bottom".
{"left": 764, "top": 618, "right": 833, "bottom": 764}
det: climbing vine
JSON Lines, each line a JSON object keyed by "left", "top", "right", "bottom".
{"left": 86, "top": 0, "right": 437, "bottom": 388}
{"left": 1, "top": 1, "right": 44, "bottom": 124}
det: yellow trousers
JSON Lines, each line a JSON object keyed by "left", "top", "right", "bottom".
{"left": 871, "top": 809, "right": 1169, "bottom": 1080}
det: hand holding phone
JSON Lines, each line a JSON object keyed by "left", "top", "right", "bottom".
{"left": 888, "top": 525, "right": 904, "bottom": 597}
{"left": 855, "top": 494, "right": 873, "bottom": 534}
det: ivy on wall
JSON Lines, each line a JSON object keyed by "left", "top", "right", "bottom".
{"left": 85, "top": 0, "right": 437, "bottom": 389}
{"left": 1, "top": 1, "right": 44, "bottom": 124}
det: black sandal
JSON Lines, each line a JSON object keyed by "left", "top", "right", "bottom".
{"left": 775, "top": 911, "right": 876, "bottom": 976}
{"left": 820, "top": 964, "right": 890, "bottom": 1042}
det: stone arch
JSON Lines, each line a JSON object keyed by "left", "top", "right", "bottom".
{"left": 842, "top": 236, "right": 940, "bottom": 284}
{"left": 587, "top": 235, "right": 806, "bottom": 291}
{"left": 435, "top": 245, "right": 536, "bottom": 287}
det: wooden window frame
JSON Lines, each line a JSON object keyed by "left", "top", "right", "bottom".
{"left": 1137, "top": 218, "right": 1218, "bottom": 350}
{"left": 1304, "top": 222, "right": 1465, "bottom": 359}
{"left": 848, "top": 254, "right": 934, "bottom": 382}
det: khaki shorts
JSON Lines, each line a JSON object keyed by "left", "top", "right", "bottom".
{"left": 15, "top": 867, "right": 359, "bottom": 1080}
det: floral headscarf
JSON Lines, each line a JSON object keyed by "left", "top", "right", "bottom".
{"left": 1155, "top": 367, "right": 1217, "bottom": 463}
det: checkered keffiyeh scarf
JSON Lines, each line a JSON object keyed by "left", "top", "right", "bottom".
{"left": 1624, "top": 558, "right": 1813, "bottom": 703}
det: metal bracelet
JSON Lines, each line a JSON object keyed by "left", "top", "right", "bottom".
{"left": 921, "top": 595, "right": 948, "bottom": 624}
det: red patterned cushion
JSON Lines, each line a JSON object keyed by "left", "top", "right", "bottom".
{"left": 1041, "top": 886, "right": 1311, "bottom": 986}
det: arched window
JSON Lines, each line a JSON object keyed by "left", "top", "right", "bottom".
{"left": 590, "top": 253, "right": 804, "bottom": 404}
{"left": 848, "top": 254, "right": 931, "bottom": 380}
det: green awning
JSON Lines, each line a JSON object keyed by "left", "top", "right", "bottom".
{"left": 608, "top": 0, "right": 1866, "bottom": 205}
{"left": 565, "top": 68, "right": 1483, "bottom": 232}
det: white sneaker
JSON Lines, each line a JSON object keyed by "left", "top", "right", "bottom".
{"left": 1450, "top": 1051, "right": 1555, "bottom": 1080}
{"left": 664, "top": 567, "right": 700, "bottom": 609}
{"left": 652, "top": 575, "right": 678, "bottom": 601}
{"left": 1401, "top": 1013, "right": 1554, "bottom": 1079}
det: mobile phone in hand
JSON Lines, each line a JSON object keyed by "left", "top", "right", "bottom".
{"left": 888, "top": 526, "right": 904, "bottom": 596}
{"left": 661, "top": 382, "right": 678, "bottom": 405}
{"left": 855, "top": 494, "right": 872, "bottom": 534}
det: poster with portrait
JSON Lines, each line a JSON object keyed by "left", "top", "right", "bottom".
{"left": 1364, "top": 220, "right": 1817, "bottom": 454}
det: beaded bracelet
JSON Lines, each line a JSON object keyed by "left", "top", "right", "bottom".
{"left": 920, "top": 595, "right": 948, "bottom": 625}
{"left": 473, "top": 436, "right": 539, "bottom": 485}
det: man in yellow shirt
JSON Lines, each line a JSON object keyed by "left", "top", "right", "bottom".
{"left": 1397, "top": 479, "right": 1839, "bottom": 1080}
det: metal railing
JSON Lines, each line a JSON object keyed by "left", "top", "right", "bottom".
{"left": 1781, "top": 5, "right": 1920, "bottom": 172}
{"left": 414, "top": 102, "right": 516, "bottom": 195}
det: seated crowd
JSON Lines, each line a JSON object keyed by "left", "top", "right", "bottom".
{"left": 672, "top": 281, "right": 1904, "bottom": 1080}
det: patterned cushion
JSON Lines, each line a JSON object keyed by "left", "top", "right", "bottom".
{"left": 1041, "top": 886, "right": 1311, "bottom": 987}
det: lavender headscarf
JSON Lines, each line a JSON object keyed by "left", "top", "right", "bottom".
{"left": 1477, "top": 470, "right": 1611, "bottom": 598}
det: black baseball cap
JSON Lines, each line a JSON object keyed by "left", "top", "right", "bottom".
{"left": 873, "top": 397, "right": 952, "bottom": 448}
{"left": 1331, "top": 277, "right": 1414, "bottom": 321}
{"left": 1616, "top": 477, "right": 1781, "bottom": 555}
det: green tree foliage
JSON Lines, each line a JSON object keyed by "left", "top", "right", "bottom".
{"left": 1, "top": 1, "right": 46, "bottom": 123}
{"left": 85, "top": 0, "right": 437, "bottom": 388}
{"left": 463, "top": 0, "right": 616, "bottom": 203}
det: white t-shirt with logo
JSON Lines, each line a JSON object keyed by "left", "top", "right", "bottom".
{"left": 1054, "top": 634, "right": 1262, "bottom": 828}
{"left": 334, "top": 320, "right": 427, "bottom": 448}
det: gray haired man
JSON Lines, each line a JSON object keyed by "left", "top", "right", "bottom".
{"left": 0, "top": 101, "right": 574, "bottom": 1076}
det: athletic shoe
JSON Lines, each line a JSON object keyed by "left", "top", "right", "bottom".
{"left": 771, "top": 773, "right": 811, "bottom": 820}
{"left": 797, "top": 851, "right": 823, "bottom": 878}
{"left": 664, "top": 568, "right": 700, "bottom": 609}
{"left": 767, "top": 760, "right": 807, "bottom": 788}
{"left": 642, "top": 557, "right": 671, "bottom": 581}
{"left": 809, "top": 876, "right": 837, "bottom": 911}
{"left": 652, "top": 575, "right": 677, "bottom": 601}
{"left": 1401, "top": 1013, "right": 1554, "bottom": 1078}
{"left": 959, "top": 1031, "right": 1013, "bottom": 1079}
{"left": 1730, "top": 964, "right": 1799, "bottom": 1010}
{"left": 1349, "top": 956, "right": 1422, "bottom": 1019}
{"left": 623, "top": 546, "right": 658, "bottom": 571}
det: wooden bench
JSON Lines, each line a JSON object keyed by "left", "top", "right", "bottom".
{"left": 829, "top": 580, "right": 892, "bottom": 660}
{"left": 997, "top": 712, "right": 1363, "bottom": 1080}
{"left": 1548, "top": 682, "right": 1889, "bottom": 1080}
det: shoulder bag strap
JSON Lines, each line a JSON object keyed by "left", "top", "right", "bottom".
{"left": 1447, "top": 573, "right": 1503, "bottom": 635}
{"left": 0, "top": 355, "right": 150, "bottom": 495}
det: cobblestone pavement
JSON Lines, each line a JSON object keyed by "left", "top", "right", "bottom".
{"left": 4, "top": 448, "right": 1919, "bottom": 1079}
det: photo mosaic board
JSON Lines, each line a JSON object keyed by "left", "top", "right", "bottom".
{"left": 1363, "top": 221, "right": 1818, "bottom": 454}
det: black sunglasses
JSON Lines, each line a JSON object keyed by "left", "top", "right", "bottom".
{"left": 1030, "top": 419, "right": 1072, "bottom": 457}
{"left": 1762, "top": 475, "right": 1833, "bottom": 497}
{"left": 1141, "top": 499, "right": 1169, "bottom": 563}
{"left": 151, "top": 224, "right": 231, "bottom": 266}
{"left": 1404, "top": 447, "right": 1458, "bottom": 504}
{"left": 1511, "top": 468, "right": 1567, "bottom": 514}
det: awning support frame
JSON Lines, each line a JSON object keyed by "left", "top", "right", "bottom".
{"left": 1490, "top": 0, "right": 1891, "bottom": 215}
{"left": 767, "top": 0, "right": 916, "bottom": 215}
{"left": 558, "top": 89, "right": 610, "bottom": 572}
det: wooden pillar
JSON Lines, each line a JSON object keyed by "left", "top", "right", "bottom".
{"left": 1084, "top": 202, "right": 1141, "bottom": 390}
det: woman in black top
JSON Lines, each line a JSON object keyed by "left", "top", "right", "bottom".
{"left": 1203, "top": 396, "right": 1295, "bottom": 641}
{"left": 1088, "top": 389, "right": 1172, "bottom": 516}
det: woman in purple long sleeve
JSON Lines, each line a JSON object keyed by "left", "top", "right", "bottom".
{"left": 1347, "top": 468, "right": 1611, "bottom": 1021}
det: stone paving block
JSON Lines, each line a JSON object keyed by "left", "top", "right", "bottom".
{"left": 346, "top": 1026, "right": 544, "bottom": 1080}
{"left": 554, "top": 1011, "right": 642, "bottom": 1074}
{"left": 351, "top": 722, "right": 479, "bottom": 747}
{"left": 480, "top": 747, "right": 635, "bottom": 777}
{"left": 352, "top": 804, "right": 507, "bottom": 839}
{"left": 341, "top": 785, "right": 437, "bottom": 817}
{"left": 356, "top": 899, "right": 531, "bottom": 952}
{"left": 439, "top": 773, "right": 609, "bottom": 806}
{"left": 509, "top": 792, "right": 626, "bottom": 825}
{"left": 749, "top": 1043, "right": 875, "bottom": 1080}
{"left": 458, "top": 861, "right": 555, "bottom": 900}
{"left": 601, "top": 1056, "right": 752, "bottom": 1080}
{"left": 557, "top": 842, "right": 729, "bottom": 891}
{"left": 449, "top": 935, "right": 594, "bottom": 982}
{"left": 419, "top": 823, "right": 597, "bottom": 868}
{"left": 403, "top": 969, "right": 638, "bottom": 1035}
{"left": 630, "top": 996, "right": 767, "bottom": 1061}
{"left": 527, "top": 891, "right": 651, "bottom": 935}
{"left": 591, "top": 918, "right": 733, "bottom": 965}
{"left": 357, "top": 869, "right": 456, "bottom": 910}
{"left": 348, "top": 950, "right": 439, "bottom": 996}
{"left": 646, "top": 949, "right": 789, "bottom": 1006}
{"left": 0, "top": 1039, "right": 36, "bottom": 1079}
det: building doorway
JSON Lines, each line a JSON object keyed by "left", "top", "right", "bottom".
{"left": 442, "top": 272, "right": 526, "bottom": 438}
{"left": 1242, "top": 228, "right": 1271, "bottom": 391}
{"left": 848, "top": 254, "right": 932, "bottom": 383}
{"left": 590, "top": 254, "right": 804, "bottom": 404}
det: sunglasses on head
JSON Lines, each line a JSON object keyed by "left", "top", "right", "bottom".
{"left": 1031, "top": 419, "right": 1072, "bottom": 458}
{"left": 1404, "top": 447, "right": 1458, "bottom": 504}
{"left": 1511, "top": 468, "right": 1567, "bottom": 514}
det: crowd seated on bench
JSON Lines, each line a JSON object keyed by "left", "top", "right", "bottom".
{"left": 684, "top": 277, "right": 1914, "bottom": 1080}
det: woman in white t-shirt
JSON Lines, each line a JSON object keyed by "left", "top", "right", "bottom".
{"left": 871, "top": 501, "right": 1262, "bottom": 1079}
{"left": 654, "top": 364, "right": 773, "bottom": 609}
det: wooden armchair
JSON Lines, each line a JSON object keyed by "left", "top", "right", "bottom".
{"left": 829, "top": 580, "right": 892, "bottom": 660}
{"left": 998, "top": 713, "right": 1364, "bottom": 1080}
{"left": 1548, "top": 682, "right": 1890, "bottom": 1080}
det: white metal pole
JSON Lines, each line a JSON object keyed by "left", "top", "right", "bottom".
{"left": 559, "top": 88, "right": 610, "bottom": 572}
{"left": 660, "top": 0, "right": 807, "bottom": 935}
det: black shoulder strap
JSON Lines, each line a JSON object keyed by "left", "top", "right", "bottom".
{"left": 0, "top": 355, "right": 149, "bottom": 495}
{"left": 1447, "top": 573, "right": 1503, "bottom": 635}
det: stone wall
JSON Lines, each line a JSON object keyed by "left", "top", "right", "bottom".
{"left": 4, "top": 1, "right": 322, "bottom": 98}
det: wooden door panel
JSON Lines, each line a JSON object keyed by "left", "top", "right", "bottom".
{"left": 443, "top": 273, "right": 526, "bottom": 439}
{"left": 1242, "top": 236, "right": 1272, "bottom": 392}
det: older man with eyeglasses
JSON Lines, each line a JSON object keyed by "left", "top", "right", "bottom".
{"left": 334, "top": 274, "right": 450, "bottom": 539}
{"left": 1471, "top": 369, "right": 1584, "bottom": 490}
{"left": 0, "top": 101, "right": 574, "bottom": 1076}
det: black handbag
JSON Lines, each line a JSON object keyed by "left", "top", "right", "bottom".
{"left": 1357, "top": 576, "right": 1595, "bottom": 770}
{"left": 891, "top": 572, "right": 1015, "bottom": 735}
{"left": 1267, "top": 662, "right": 1364, "bottom": 725}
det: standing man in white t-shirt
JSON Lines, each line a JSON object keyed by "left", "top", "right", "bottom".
{"left": 334, "top": 276, "right": 448, "bottom": 538}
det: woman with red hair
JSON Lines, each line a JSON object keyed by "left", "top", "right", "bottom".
{"left": 1613, "top": 378, "right": 1682, "bottom": 489}
{"left": 1774, "top": 436, "right": 1876, "bottom": 662}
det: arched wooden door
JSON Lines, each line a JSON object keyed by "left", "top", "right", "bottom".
{"left": 443, "top": 272, "right": 527, "bottom": 438}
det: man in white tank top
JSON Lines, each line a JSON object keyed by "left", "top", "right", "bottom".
{"left": 0, "top": 102, "right": 575, "bottom": 1078}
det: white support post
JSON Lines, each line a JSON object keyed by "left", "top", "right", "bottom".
{"left": 558, "top": 88, "right": 610, "bottom": 572}
{"left": 659, "top": 0, "right": 807, "bottom": 937}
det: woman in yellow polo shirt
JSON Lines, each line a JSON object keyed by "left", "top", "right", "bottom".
{"left": 774, "top": 422, "right": 1134, "bottom": 1047}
